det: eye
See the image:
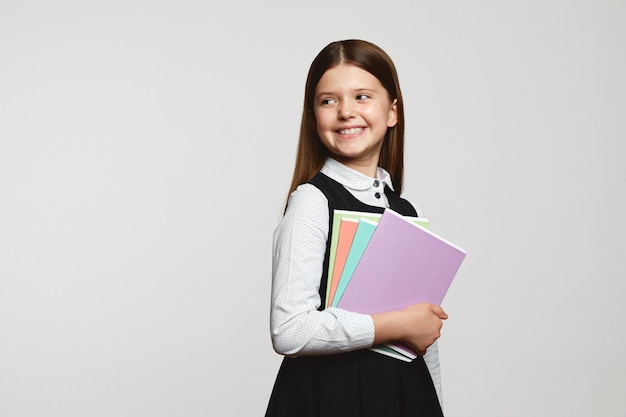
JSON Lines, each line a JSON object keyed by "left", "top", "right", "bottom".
{"left": 320, "top": 98, "right": 336, "bottom": 105}
{"left": 356, "top": 93, "right": 371, "bottom": 100}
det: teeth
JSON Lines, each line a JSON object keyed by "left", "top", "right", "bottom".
{"left": 339, "top": 128, "right": 363, "bottom": 135}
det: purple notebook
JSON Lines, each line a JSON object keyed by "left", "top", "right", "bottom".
{"left": 336, "top": 208, "right": 466, "bottom": 314}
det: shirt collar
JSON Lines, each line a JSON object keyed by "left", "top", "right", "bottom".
{"left": 320, "top": 158, "right": 396, "bottom": 192}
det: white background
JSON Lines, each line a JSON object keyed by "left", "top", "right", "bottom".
{"left": 1, "top": 1, "right": 625, "bottom": 416}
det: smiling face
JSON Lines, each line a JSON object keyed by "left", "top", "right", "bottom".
{"left": 313, "top": 64, "right": 398, "bottom": 176}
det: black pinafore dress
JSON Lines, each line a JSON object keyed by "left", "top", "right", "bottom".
{"left": 265, "top": 173, "right": 444, "bottom": 417}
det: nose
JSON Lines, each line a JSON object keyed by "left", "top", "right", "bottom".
{"left": 338, "top": 100, "right": 357, "bottom": 119}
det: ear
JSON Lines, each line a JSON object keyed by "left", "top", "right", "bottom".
{"left": 387, "top": 99, "right": 398, "bottom": 128}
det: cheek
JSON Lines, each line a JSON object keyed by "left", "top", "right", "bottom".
{"left": 314, "top": 110, "right": 333, "bottom": 131}
{"left": 362, "top": 106, "right": 386, "bottom": 124}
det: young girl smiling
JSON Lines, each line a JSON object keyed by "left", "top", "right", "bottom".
{"left": 265, "top": 39, "right": 447, "bottom": 417}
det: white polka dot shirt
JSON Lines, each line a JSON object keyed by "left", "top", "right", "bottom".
{"left": 270, "top": 158, "right": 442, "bottom": 402}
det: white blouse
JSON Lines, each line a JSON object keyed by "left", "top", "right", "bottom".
{"left": 269, "top": 158, "right": 442, "bottom": 402}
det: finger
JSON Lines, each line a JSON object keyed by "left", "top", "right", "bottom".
{"left": 431, "top": 305, "right": 448, "bottom": 319}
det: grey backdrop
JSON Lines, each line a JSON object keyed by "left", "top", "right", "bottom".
{"left": 1, "top": 1, "right": 625, "bottom": 416}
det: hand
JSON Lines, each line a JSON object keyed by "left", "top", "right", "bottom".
{"left": 400, "top": 303, "right": 448, "bottom": 355}
{"left": 371, "top": 302, "right": 448, "bottom": 355}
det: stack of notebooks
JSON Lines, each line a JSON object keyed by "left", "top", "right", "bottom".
{"left": 326, "top": 208, "right": 467, "bottom": 361}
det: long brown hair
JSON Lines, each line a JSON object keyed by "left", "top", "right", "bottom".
{"left": 286, "top": 39, "right": 406, "bottom": 205}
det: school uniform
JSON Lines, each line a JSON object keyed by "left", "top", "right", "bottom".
{"left": 266, "top": 158, "right": 443, "bottom": 417}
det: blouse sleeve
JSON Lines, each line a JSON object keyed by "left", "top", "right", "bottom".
{"left": 424, "top": 341, "right": 443, "bottom": 406}
{"left": 269, "top": 183, "right": 375, "bottom": 356}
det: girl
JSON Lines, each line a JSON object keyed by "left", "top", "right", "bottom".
{"left": 266, "top": 39, "right": 448, "bottom": 417}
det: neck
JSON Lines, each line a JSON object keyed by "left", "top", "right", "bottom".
{"left": 333, "top": 156, "right": 379, "bottom": 178}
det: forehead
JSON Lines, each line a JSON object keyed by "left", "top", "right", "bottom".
{"left": 316, "top": 63, "right": 385, "bottom": 93}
